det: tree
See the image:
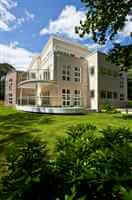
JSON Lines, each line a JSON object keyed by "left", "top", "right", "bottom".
{"left": 75, "top": 0, "right": 132, "bottom": 70}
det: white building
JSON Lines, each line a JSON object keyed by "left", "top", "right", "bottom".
{"left": 6, "top": 36, "right": 127, "bottom": 113}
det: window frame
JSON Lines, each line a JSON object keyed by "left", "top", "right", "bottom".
{"left": 62, "top": 89, "right": 71, "bottom": 106}
{"left": 62, "top": 65, "right": 71, "bottom": 81}
{"left": 74, "top": 66, "right": 81, "bottom": 82}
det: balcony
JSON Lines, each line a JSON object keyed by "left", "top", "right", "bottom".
{"left": 16, "top": 96, "right": 85, "bottom": 114}
{"left": 18, "top": 69, "right": 52, "bottom": 88}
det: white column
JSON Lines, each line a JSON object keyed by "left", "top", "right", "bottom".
{"left": 20, "top": 87, "right": 23, "bottom": 105}
{"left": 36, "top": 83, "right": 42, "bottom": 106}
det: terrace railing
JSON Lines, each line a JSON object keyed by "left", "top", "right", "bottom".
{"left": 17, "top": 95, "right": 84, "bottom": 108}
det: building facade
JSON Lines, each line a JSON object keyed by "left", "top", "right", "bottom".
{"left": 5, "top": 36, "right": 128, "bottom": 113}
{"left": 5, "top": 71, "right": 27, "bottom": 106}
{"left": 0, "top": 63, "right": 15, "bottom": 101}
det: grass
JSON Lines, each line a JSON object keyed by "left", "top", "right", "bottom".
{"left": 0, "top": 105, "right": 132, "bottom": 176}
{"left": 0, "top": 106, "right": 132, "bottom": 158}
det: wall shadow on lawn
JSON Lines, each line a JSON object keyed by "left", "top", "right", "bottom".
{"left": 0, "top": 111, "right": 55, "bottom": 154}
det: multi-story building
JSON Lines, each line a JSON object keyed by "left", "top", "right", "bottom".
{"left": 5, "top": 71, "right": 27, "bottom": 106}
{"left": 5, "top": 36, "right": 128, "bottom": 113}
{"left": 0, "top": 63, "right": 15, "bottom": 101}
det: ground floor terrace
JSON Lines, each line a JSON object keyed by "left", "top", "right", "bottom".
{"left": 17, "top": 80, "right": 86, "bottom": 114}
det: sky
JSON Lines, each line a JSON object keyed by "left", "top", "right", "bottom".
{"left": 0, "top": 0, "right": 132, "bottom": 70}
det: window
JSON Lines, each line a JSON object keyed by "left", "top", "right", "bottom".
{"left": 100, "top": 90, "right": 106, "bottom": 99}
{"left": 62, "top": 89, "right": 71, "bottom": 106}
{"left": 8, "top": 94, "right": 13, "bottom": 104}
{"left": 113, "top": 92, "right": 118, "bottom": 99}
{"left": 74, "top": 90, "right": 80, "bottom": 106}
{"left": 62, "top": 65, "right": 71, "bottom": 81}
{"left": 8, "top": 79, "right": 13, "bottom": 91}
{"left": 90, "top": 90, "right": 95, "bottom": 98}
{"left": 120, "top": 94, "right": 124, "bottom": 101}
{"left": 43, "top": 71, "right": 50, "bottom": 81}
{"left": 31, "top": 72, "right": 36, "bottom": 79}
{"left": 107, "top": 91, "right": 112, "bottom": 99}
{"left": 90, "top": 67, "right": 95, "bottom": 75}
{"left": 74, "top": 67, "right": 80, "bottom": 82}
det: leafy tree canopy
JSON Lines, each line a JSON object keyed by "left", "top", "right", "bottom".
{"left": 76, "top": 0, "right": 132, "bottom": 70}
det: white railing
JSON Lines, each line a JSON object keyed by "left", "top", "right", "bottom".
{"left": 19, "top": 69, "right": 50, "bottom": 83}
{"left": 17, "top": 95, "right": 84, "bottom": 108}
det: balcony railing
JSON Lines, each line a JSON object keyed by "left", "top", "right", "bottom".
{"left": 17, "top": 95, "right": 84, "bottom": 108}
{"left": 19, "top": 69, "right": 50, "bottom": 83}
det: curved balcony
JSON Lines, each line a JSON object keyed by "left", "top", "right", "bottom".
{"left": 18, "top": 79, "right": 57, "bottom": 88}
{"left": 16, "top": 96, "right": 85, "bottom": 114}
{"left": 17, "top": 69, "right": 54, "bottom": 88}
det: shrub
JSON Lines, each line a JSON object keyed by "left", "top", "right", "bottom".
{"left": 55, "top": 124, "right": 132, "bottom": 200}
{"left": 1, "top": 140, "right": 64, "bottom": 200}
{"left": 127, "top": 101, "right": 132, "bottom": 108}
{"left": 100, "top": 103, "right": 120, "bottom": 113}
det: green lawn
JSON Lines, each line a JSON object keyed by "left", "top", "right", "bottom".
{"left": 0, "top": 105, "right": 132, "bottom": 176}
{"left": 0, "top": 106, "right": 132, "bottom": 157}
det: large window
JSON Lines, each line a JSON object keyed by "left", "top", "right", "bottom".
{"left": 62, "top": 89, "right": 70, "bottom": 106}
{"left": 74, "top": 90, "right": 80, "bottom": 106}
{"left": 74, "top": 67, "right": 80, "bottom": 82}
{"left": 62, "top": 65, "right": 71, "bottom": 81}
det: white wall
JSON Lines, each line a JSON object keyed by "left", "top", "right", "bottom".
{"left": 86, "top": 52, "right": 98, "bottom": 111}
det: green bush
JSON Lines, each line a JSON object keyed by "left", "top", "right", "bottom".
{"left": 1, "top": 124, "right": 131, "bottom": 200}
{"left": 128, "top": 101, "right": 132, "bottom": 108}
{"left": 100, "top": 103, "right": 120, "bottom": 113}
{"left": 0, "top": 140, "right": 64, "bottom": 200}
{"left": 123, "top": 190, "right": 132, "bottom": 200}
{"left": 55, "top": 124, "right": 132, "bottom": 200}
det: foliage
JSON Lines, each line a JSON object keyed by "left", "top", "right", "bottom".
{"left": 123, "top": 190, "right": 132, "bottom": 200}
{"left": 0, "top": 140, "right": 64, "bottom": 200}
{"left": 64, "top": 186, "right": 85, "bottom": 200}
{"left": 75, "top": 0, "right": 132, "bottom": 70}
{"left": 76, "top": 0, "right": 132, "bottom": 44}
{"left": 55, "top": 124, "right": 132, "bottom": 200}
{"left": 107, "top": 44, "right": 132, "bottom": 71}
{"left": 100, "top": 103, "right": 119, "bottom": 113}
{"left": 127, "top": 100, "right": 132, "bottom": 108}
{"left": 0, "top": 122, "right": 132, "bottom": 199}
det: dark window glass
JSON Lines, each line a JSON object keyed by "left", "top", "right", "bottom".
{"left": 90, "top": 90, "right": 95, "bottom": 98}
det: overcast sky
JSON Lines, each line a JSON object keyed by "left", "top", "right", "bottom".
{"left": 0, "top": 0, "right": 132, "bottom": 70}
